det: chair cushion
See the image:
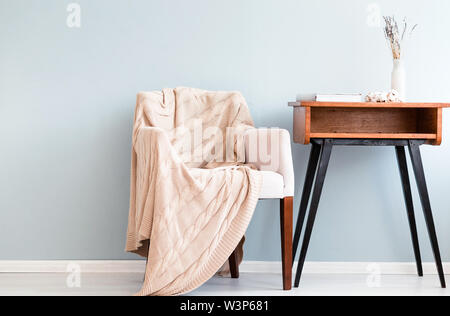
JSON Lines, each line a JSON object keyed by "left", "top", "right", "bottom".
{"left": 258, "top": 171, "right": 285, "bottom": 199}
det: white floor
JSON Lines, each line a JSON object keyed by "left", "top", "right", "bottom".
{"left": 0, "top": 272, "right": 448, "bottom": 296}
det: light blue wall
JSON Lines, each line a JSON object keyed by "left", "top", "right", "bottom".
{"left": 1, "top": 0, "right": 450, "bottom": 261}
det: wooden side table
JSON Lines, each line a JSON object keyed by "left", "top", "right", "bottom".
{"left": 289, "top": 101, "right": 450, "bottom": 288}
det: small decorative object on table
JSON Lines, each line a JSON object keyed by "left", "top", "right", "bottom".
{"left": 366, "top": 89, "right": 402, "bottom": 103}
{"left": 383, "top": 16, "right": 418, "bottom": 101}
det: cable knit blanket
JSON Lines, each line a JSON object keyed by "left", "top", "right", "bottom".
{"left": 126, "top": 87, "right": 262, "bottom": 296}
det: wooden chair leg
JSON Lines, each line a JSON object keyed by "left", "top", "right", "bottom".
{"left": 228, "top": 249, "right": 239, "bottom": 279}
{"left": 280, "top": 196, "right": 293, "bottom": 290}
{"left": 144, "top": 239, "right": 150, "bottom": 282}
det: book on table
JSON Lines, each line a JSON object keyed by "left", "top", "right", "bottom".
{"left": 297, "top": 93, "right": 363, "bottom": 102}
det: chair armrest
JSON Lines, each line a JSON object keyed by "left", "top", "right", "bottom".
{"left": 244, "top": 128, "right": 295, "bottom": 197}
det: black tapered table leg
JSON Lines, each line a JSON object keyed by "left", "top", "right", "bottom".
{"left": 294, "top": 139, "right": 333, "bottom": 287}
{"left": 395, "top": 146, "right": 423, "bottom": 277}
{"left": 408, "top": 140, "right": 446, "bottom": 288}
{"left": 292, "top": 142, "right": 321, "bottom": 264}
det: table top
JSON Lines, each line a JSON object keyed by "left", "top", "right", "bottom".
{"left": 288, "top": 101, "right": 450, "bottom": 108}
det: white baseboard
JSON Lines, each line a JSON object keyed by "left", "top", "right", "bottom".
{"left": 0, "top": 261, "right": 146, "bottom": 273}
{"left": 0, "top": 260, "right": 449, "bottom": 275}
{"left": 241, "top": 261, "right": 450, "bottom": 275}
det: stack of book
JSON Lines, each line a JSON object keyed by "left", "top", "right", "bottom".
{"left": 297, "top": 93, "right": 363, "bottom": 102}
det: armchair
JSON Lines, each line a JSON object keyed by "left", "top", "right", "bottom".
{"left": 228, "top": 128, "right": 295, "bottom": 290}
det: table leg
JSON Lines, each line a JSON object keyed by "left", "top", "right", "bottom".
{"left": 294, "top": 139, "right": 333, "bottom": 287}
{"left": 408, "top": 140, "right": 446, "bottom": 288}
{"left": 292, "top": 142, "right": 321, "bottom": 264}
{"left": 395, "top": 146, "right": 423, "bottom": 277}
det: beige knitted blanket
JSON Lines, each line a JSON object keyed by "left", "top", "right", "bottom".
{"left": 126, "top": 87, "right": 262, "bottom": 296}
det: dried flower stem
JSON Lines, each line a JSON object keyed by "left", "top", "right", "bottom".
{"left": 384, "top": 16, "right": 418, "bottom": 60}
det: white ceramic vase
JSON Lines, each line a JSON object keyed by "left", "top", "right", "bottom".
{"left": 391, "top": 59, "right": 406, "bottom": 100}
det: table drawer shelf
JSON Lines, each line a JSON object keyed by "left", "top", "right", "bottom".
{"left": 292, "top": 104, "right": 445, "bottom": 145}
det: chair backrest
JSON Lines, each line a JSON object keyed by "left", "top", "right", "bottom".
{"left": 136, "top": 87, "right": 255, "bottom": 168}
